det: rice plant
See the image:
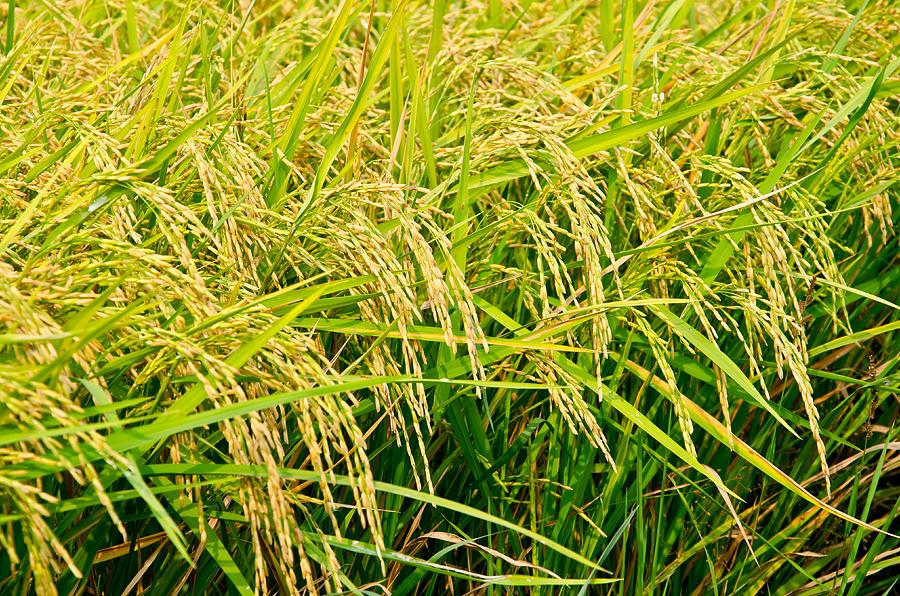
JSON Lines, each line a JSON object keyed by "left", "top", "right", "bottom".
{"left": 0, "top": 0, "right": 897, "bottom": 593}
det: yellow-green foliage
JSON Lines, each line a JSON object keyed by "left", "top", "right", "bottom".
{"left": 0, "top": 0, "right": 897, "bottom": 593}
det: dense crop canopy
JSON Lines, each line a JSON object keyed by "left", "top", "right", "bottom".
{"left": 0, "top": 0, "right": 897, "bottom": 593}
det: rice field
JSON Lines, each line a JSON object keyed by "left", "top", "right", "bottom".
{"left": 0, "top": 0, "right": 898, "bottom": 593}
